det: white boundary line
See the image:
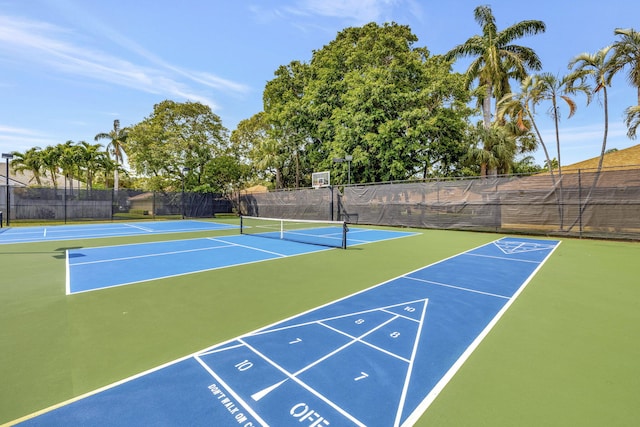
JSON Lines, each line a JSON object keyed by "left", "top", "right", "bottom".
{"left": 395, "top": 299, "right": 429, "bottom": 426}
{"left": 400, "top": 238, "right": 562, "bottom": 426}
{"left": 0, "top": 220, "right": 238, "bottom": 245}
{"left": 65, "top": 250, "right": 70, "bottom": 296}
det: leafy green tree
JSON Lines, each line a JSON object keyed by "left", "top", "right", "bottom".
{"left": 231, "top": 112, "right": 270, "bottom": 185}
{"left": 445, "top": 5, "right": 545, "bottom": 175}
{"left": 465, "top": 122, "right": 516, "bottom": 175}
{"left": 262, "top": 22, "right": 473, "bottom": 184}
{"left": 95, "top": 119, "right": 128, "bottom": 191}
{"left": 511, "top": 155, "right": 544, "bottom": 174}
{"left": 263, "top": 61, "right": 312, "bottom": 188}
{"left": 608, "top": 28, "right": 640, "bottom": 138}
{"left": 127, "top": 100, "right": 230, "bottom": 193}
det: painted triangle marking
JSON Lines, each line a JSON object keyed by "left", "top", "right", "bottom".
{"left": 221, "top": 297, "right": 430, "bottom": 408}
{"left": 494, "top": 240, "right": 556, "bottom": 254}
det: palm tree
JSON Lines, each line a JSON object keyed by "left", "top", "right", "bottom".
{"left": 498, "top": 75, "right": 557, "bottom": 177}
{"left": 528, "top": 72, "right": 591, "bottom": 177}
{"left": 445, "top": 5, "right": 545, "bottom": 176}
{"left": 465, "top": 123, "right": 516, "bottom": 175}
{"left": 58, "top": 140, "right": 81, "bottom": 195}
{"left": 607, "top": 28, "right": 640, "bottom": 138}
{"left": 41, "top": 145, "right": 63, "bottom": 189}
{"left": 624, "top": 105, "right": 640, "bottom": 138}
{"left": 95, "top": 119, "right": 128, "bottom": 191}
{"left": 9, "top": 147, "right": 45, "bottom": 186}
{"left": 568, "top": 46, "right": 613, "bottom": 173}
{"left": 77, "top": 141, "right": 105, "bottom": 190}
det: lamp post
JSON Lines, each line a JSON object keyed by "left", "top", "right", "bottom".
{"left": 2, "top": 153, "right": 13, "bottom": 226}
{"left": 181, "top": 167, "right": 190, "bottom": 219}
{"left": 332, "top": 155, "right": 353, "bottom": 185}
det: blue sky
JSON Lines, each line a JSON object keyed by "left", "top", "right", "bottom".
{"left": 1, "top": 0, "right": 639, "bottom": 168}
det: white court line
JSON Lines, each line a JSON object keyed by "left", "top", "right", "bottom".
{"left": 247, "top": 298, "right": 429, "bottom": 337}
{"left": 401, "top": 239, "right": 562, "bottom": 426}
{"left": 319, "top": 318, "right": 411, "bottom": 363}
{"left": 193, "top": 356, "right": 269, "bottom": 426}
{"left": 124, "top": 223, "right": 154, "bottom": 232}
{"left": 238, "top": 339, "right": 366, "bottom": 426}
{"left": 207, "top": 237, "right": 288, "bottom": 258}
{"left": 395, "top": 298, "right": 429, "bottom": 427}
{"left": 70, "top": 243, "right": 235, "bottom": 266}
{"left": 464, "top": 252, "right": 541, "bottom": 263}
{"left": 404, "top": 276, "right": 511, "bottom": 299}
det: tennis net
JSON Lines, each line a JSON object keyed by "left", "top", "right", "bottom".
{"left": 240, "top": 216, "right": 348, "bottom": 249}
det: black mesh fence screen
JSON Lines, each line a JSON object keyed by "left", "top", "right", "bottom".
{"left": 1, "top": 186, "right": 232, "bottom": 224}
{"left": 238, "top": 168, "right": 640, "bottom": 240}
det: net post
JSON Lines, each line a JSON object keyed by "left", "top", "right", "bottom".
{"left": 342, "top": 221, "right": 347, "bottom": 249}
{"left": 240, "top": 215, "right": 244, "bottom": 234}
{"left": 280, "top": 220, "right": 284, "bottom": 239}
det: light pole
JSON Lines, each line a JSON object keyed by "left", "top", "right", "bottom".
{"left": 181, "top": 167, "right": 190, "bottom": 219}
{"left": 2, "top": 153, "right": 13, "bottom": 226}
{"left": 332, "top": 155, "right": 353, "bottom": 185}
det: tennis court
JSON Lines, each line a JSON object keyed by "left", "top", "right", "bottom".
{"left": 2, "top": 220, "right": 639, "bottom": 427}
{"left": 66, "top": 226, "right": 418, "bottom": 294}
{"left": 0, "top": 219, "right": 237, "bottom": 244}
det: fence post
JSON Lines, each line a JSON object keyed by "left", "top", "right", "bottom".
{"left": 578, "top": 169, "right": 583, "bottom": 238}
{"left": 329, "top": 186, "right": 334, "bottom": 221}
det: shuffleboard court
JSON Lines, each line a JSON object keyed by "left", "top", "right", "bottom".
{"left": 0, "top": 220, "right": 237, "bottom": 244}
{"left": 16, "top": 237, "right": 560, "bottom": 426}
{"left": 66, "top": 228, "right": 419, "bottom": 294}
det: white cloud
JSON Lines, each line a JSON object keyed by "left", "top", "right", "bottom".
{"left": 302, "top": 0, "right": 390, "bottom": 22}
{"left": 0, "top": 125, "right": 59, "bottom": 152}
{"left": 0, "top": 15, "right": 249, "bottom": 111}
{"left": 252, "top": 0, "right": 417, "bottom": 26}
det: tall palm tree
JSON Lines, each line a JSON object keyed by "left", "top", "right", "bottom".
{"left": 568, "top": 46, "right": 613, "bottom": 172}
{"left": 445, "top": 5, "right": 545, "bottom": 176}
{"left": 95, "top": 119, "right": 128, "bottom": 190}
{"left": 497, "top": 75, "right": 556, "bottom": 177}
{"left": 607, "top": 28, "right": 640, "bottom": 138}
{"left": 9, "top": 147, "right": 45, "bottom": 186}
{"left": 528, "top": 72, "right": 591, "bottom": 177}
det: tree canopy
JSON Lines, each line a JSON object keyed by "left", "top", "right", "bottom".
{"left": 126, "top": 100, "right": 234, "bottom": 193}
{"left": 260, "top": 22, "right": 475, "bottom": 187}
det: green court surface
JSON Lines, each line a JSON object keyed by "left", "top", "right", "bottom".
{"left": 1, "top": 219, "right": 639, "bottom": 426}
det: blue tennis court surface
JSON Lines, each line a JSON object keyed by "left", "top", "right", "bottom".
{"left": 66, "top": 227, "right": 418, "bottom": 294}
{"left": 18, "top": 237, "right": 560, "bottom": 426}
{"left": 0, "top": 220, "right": 237, "bottom": 244}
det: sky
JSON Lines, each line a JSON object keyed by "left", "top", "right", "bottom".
{"left": 1, "top": 0, "right": 639, "bottom": 168}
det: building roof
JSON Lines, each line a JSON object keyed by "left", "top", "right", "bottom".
{"left": 2, "top": 160, "right": 82, "bottom": 188}
{"left": 558, "top": 144, "right": 640, "bottom": 172}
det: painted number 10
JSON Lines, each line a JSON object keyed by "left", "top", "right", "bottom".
{"left": 235, "top": 360, "right": 253, "bottom": 371}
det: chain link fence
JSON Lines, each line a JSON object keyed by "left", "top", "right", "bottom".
{"left": 238, "top": 168, "right": 640, "bottom": 240}
{"left": 1, "top": 187, "right": 232, "bottom": 225}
